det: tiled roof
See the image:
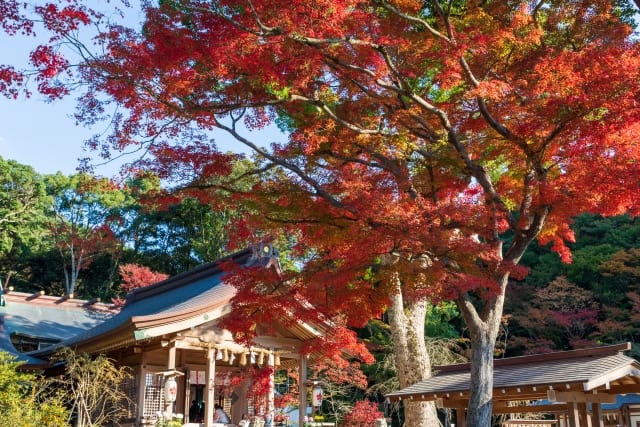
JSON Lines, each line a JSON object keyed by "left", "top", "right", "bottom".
{"left": 387, "top": 343, "right": 640, "bottom": 402}
{"left": 0, "top": 316, "right": 48, "bottom": 367}
{"left": 0, "top": 292, "right": 115, "bottom": 340}
{"left": 27, "top": 246, "right": 326, "bottom": 357}
{"left": 0, "top": 291, "right": 116, "bottom": 367}
{"left": 29, "top": 249, "right": 252, "bottom": 356}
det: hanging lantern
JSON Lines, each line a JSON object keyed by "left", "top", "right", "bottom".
{"left": 312, "top": 384, "right": 323, "bottom": 407}
{"left": 164, "top": 376, "right": 178, "bottom": 403}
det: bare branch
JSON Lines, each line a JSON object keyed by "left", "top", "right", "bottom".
{"left": 214, "top": 120, "right": 352, "bottom": 212}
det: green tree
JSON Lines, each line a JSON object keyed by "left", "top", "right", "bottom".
{"left": 45, "top": 173, "right": 125, "bottom": 297}
{"left": 0, "top": 352, "right": 69, "bottom": 427}
{"left": 3, "top": 2, "right": 640, "bottom": 425}
{"left": 0, "top": 157, "right": 50, "bottom": 284}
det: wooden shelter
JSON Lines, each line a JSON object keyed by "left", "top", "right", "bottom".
{"left": 1, "top": 244, "right": 325, "bottom": 427}
{"left": 387, "top": 343, "right": 640, "bottom": 427}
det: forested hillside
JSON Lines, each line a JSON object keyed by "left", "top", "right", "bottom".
{"left": 0, "top": 156, "right": 232, "bottom": 301}
{"left": 505, "top": 214, "right": 640, "bottom": 357}
{"left": 2, "top": 154, "right": 638, "bottom": 359}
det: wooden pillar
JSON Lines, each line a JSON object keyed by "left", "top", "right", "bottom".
{"left": 299, "top": 354, "right": 308, "bottom": 427}
{"left": 558, "top": 413, "right": 566, "bottom": 427}
{"left": 136, "top": 364, "right": 147, "bottom": 424}
{"left": 185, "top": 368, "right": 192, "bottom": 423}
{"left": 267, "top": 353, "right": 275, "bottom": 421}
{"left": 567, "top": 402, "right": 580, "bottom": 427}
{"left": 231, "top": 377, "right": 250, "bottom": 423}
{"left": 205, "top": 348, "right": 216, "bottom": 427}
{"left": 591, "top": 402, "right": 604, "bottom": 427}
{"left": 455, "top": 405, "right": 467, "bottom": 427}
{"left": 165, "top": 344, "right": 177, "bottom": 415}
{"left": 578, "top": 402, "right": 592, "bottom": 427}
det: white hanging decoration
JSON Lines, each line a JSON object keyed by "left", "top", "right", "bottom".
{"left": 164, "top": 377, "right": 178, "bottom": 403}
{"left": 312, "top": 384, "right": 323, "bottom": 407}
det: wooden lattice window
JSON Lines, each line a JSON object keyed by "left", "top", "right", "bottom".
{"left": 143, "top": 373, "right": 165, "bottom": 418}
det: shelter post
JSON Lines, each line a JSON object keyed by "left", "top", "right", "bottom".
{"left": 205, "top": 348, "right": 216, "bottom": 427}
{"left": 454, "top": 404, "right": 467, "bottom": 427}
{"left": 577, "top": 402, "right": 591, "bottom": 427}
{"left": 567, "top": 401, "right": 579, "bottom": 427}
{"left": 267, "top": 354, "right": 275, "bottom": 422}
{"left": 299, "top": 354, "right": 308, "bottom": 427}
{"left": 166, "top": 344, "right": 177, "bottom": 416}
{"left": 136, "top": 363, "right": 146, "bottom": 424}
{"left": 591, "top": 402, "right": 604, "bottom": 427}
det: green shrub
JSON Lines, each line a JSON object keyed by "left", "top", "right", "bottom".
{"left": 0, "top": 351, "right": 69, "bottom": 427}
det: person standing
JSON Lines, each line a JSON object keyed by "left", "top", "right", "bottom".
{"left": 213, "top": 403, "right": 231, "bottom": 424}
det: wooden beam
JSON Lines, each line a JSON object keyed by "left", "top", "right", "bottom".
{"left": 253, "top": 336, "right": 302, "bottom": 349}
{"left": 583, "top": 365, "right": 640, "bottom": 390}
{"left": 502, "top": 421, "right": 558, "bottom": 426}
{"left": 492, "top": 404, "right": 569, "bottom": 414}
{"left": 600, "top": 384, "right": 640, "bottom": 395}
{"left": 491, "top": 392, "right": 553, "bottom": 402}
{"left": 547, "top": 390, "right": 616, "bottom": 404}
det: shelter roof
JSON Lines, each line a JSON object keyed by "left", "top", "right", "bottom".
{"left": 387, "top": 343, "right": 640, "bottom": 407}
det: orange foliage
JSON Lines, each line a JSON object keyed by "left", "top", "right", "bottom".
{"left": 3, "top": 2, "right": 640, "bottom": 422}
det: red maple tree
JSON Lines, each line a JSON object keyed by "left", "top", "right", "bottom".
{"left": 111, "top": 263, "right": 169, "bottom": 306}
{"left": 3, "top": 1, "right": 640, "bottom": 425}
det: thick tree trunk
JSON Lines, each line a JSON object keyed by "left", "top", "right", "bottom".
{"left": 458, "top": 274, "right": 508, "bottom": 427}
{"left": 387, "top": 273, "right": 440, "bottom": 427}
{"left": 465, "top": 322, "right": 497, "bottom": 426}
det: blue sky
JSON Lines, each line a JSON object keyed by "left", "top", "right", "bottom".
{"left": 0, "top": 1, "right": 144, "bottom": 177}
{"left": 0, "top": 93, "right": 108, "bottom": 175}
{"left": 0, "top": 1, "right": 278, "bottom": 178}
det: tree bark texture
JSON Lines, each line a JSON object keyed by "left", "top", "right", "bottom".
{"left": 458, "top": 274, "right": 509, "bottom": 427}
{"left": 387, "top": 272, "right": 440, "bottom": 427}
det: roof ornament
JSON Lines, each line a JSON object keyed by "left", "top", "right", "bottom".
{"left": 245, "top": 243, "right": 282, "bottom": 274}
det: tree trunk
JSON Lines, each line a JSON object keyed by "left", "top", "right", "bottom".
{"left": 387, "top": 272, "right": 440, "bottom": 427}
{"left": 458, "top": 274, "right": 508, "bottom": 427}
{"left": 465, "top": 322, "right": 497, "bottom": 426}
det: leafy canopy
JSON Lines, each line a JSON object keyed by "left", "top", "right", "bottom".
{"left": 2, "top": 1, "right": 640, "bottom": 424}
